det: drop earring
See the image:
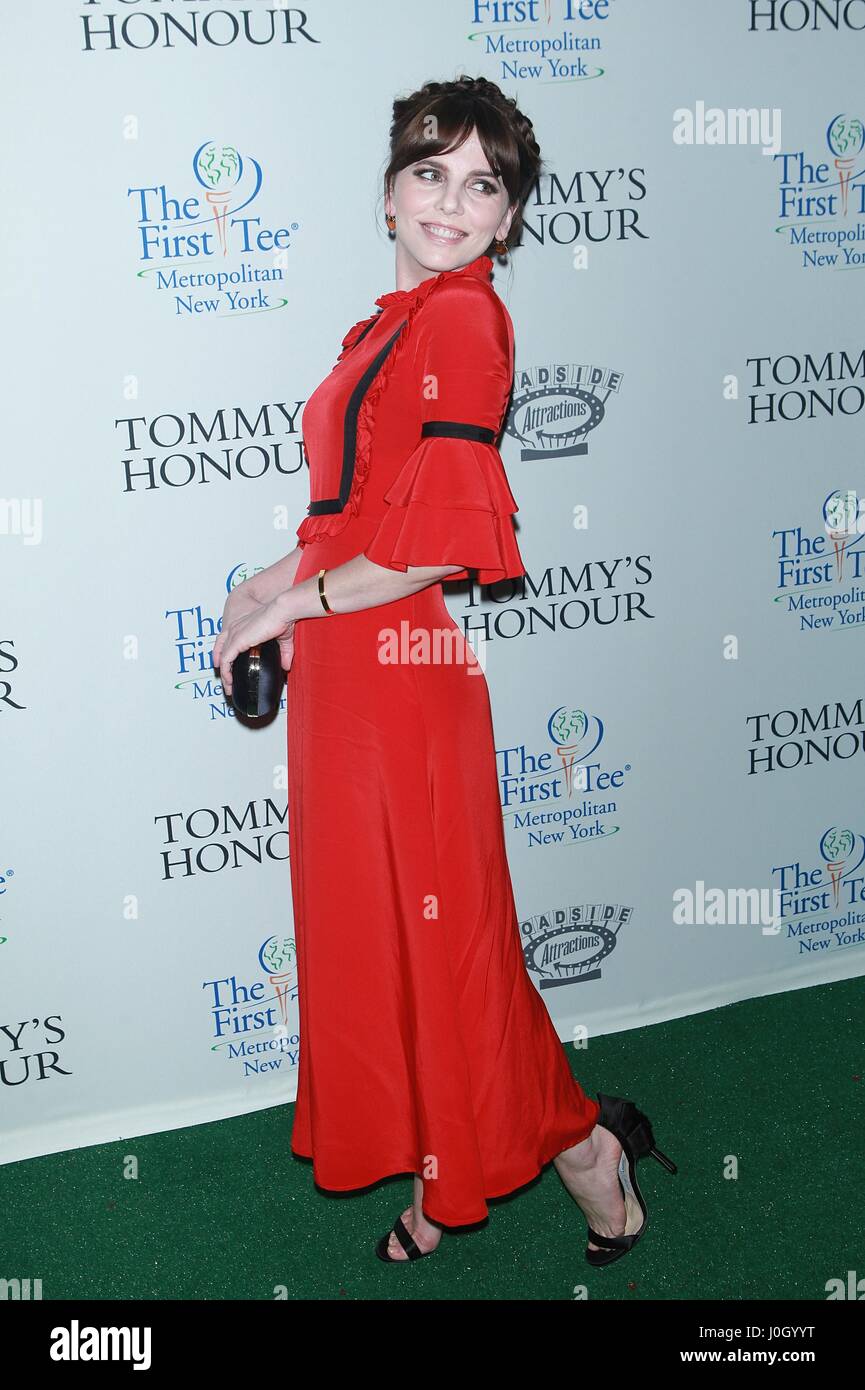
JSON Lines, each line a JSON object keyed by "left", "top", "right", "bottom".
{"left": 386, "top": 213, "right": 396, "bottom": 235}
{"left": 494, "top": 237, "right": 508, "bottom": 256}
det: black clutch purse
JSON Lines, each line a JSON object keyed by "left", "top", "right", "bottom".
{"left": 230, "top": 639, "right": 284, "bottom": 719}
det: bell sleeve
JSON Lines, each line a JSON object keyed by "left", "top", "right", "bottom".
{"left": 362, "top": 278, "right": 525, "bottom": 585}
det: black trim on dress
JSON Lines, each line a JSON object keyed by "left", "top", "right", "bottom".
{"left": 420, "top": 420, "right": 497, "bottom": 443}
{"left": 307, "top": 319, "right": 406, "bottom": 516}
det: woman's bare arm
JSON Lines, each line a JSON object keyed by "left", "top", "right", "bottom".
{"left": 212, "top": 550, "right": 466, "bottom": 688}
{"left": 242, "top": 545, "right": 304, "bottom": 603}
{"left": 276, "top": 553, "right": 464, "bottom": 621}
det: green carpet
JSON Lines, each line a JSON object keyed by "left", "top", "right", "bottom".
{"left": 3, "top": 978, "right": 862, "bottom": 1300}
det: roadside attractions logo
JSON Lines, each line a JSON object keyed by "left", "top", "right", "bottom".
{"left": 772, "top": 488, "right": 865, "bottom": 634}
{"left": 505, "top": 358, "right": 623, "bottom": 462}
{"left": 773, "top": 826, "right": 865, "bottom": 956}
{"left": 127, "top": 141, "right": 297, "bottom": 317}
{"left": 519, "top": 900, "right": 631, "bottom": 990}
{"left": 498, "top": 704, "right": 632, "bottom": 847}
{"left": 202, "top": 935, "right": 299, "bottom": 1077}
{"left": 774, "top": 113, "right": 865, "bottom": 268}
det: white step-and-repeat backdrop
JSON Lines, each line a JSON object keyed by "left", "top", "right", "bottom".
{"left": 2, "top": 1, "right": 863, "bottom": 1164}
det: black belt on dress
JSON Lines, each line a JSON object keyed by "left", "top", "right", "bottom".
{"left": 420, "top": 420, "right": 497, "bottom": 443}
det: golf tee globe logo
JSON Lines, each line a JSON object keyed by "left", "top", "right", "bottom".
{"left": 547, "top": 707, "right": 602, "bottom": 797}
{"left": 820, "top": 827, "right": 857, "bottom": 908}
{"left": 823, "top": 489, "right": 862, "bottom": 580}
{"left": 193, "top": 141, "right": 243, "bottom": 256}
{"left": 259, "top": 936, "right": 298, "bottom": 1027}
{"left": 827, "top": 114, "right": 865, "bottom": 217}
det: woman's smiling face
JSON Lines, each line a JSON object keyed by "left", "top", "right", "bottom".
{"left": 385, "top": 126, "right": 515, "bottom": 281}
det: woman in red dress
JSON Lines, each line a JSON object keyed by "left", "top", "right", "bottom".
{"left": 214, "top": 77, "right": 674, "bottom": 1266}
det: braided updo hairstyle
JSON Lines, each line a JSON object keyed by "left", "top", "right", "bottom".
{"left": 380, "top": 75, "right": 543, "bottom": 256}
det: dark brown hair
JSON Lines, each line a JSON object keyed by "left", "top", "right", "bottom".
{"left": 381, "top": 76, "right": 543, "bottom": 255}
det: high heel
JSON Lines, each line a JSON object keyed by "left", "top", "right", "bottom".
{"left": 584, "top": 1091, "right": 677, "bottom": 1268}
{"left": 375, "top": 1211, "right": 438, "bottom": 1263}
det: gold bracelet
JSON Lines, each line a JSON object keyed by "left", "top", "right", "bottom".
{"left": 318, "top": 567, "right": 334, "bottom": 614}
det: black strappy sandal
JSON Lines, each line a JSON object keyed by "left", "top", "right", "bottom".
{"left": 375, "top": 1212, "right": 436, "bottom": 1263}
{"left": 584, "top": 1091, "right": 678, "bottom": 1268}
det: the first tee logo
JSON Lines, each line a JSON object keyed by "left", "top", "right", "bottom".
{"left": 127, "top": 140, "right": 298, "bottom": 318}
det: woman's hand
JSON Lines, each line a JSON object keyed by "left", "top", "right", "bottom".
{"left": 212, "top": 581, "right": 266, "bottom": 670}
{"left": 212, "top": 547, "right": 305, "bottom": 691}
{"left": 214, "top": 593, "right": 296, "bottom": 697}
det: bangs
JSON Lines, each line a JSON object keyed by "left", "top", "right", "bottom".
{"left": 390, "top": 95, "right": 522, "bottom": 204}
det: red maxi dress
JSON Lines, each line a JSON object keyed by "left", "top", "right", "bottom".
{"left": 286, "top": 252, "right": 600, "bottom": 1227}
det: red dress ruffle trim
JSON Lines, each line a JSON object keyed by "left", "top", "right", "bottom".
{"left": 362, "top": 434, "right": 525, "bottom": 585}
{"left": 296, "top": 255, "right": 495, "bottom": 546}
